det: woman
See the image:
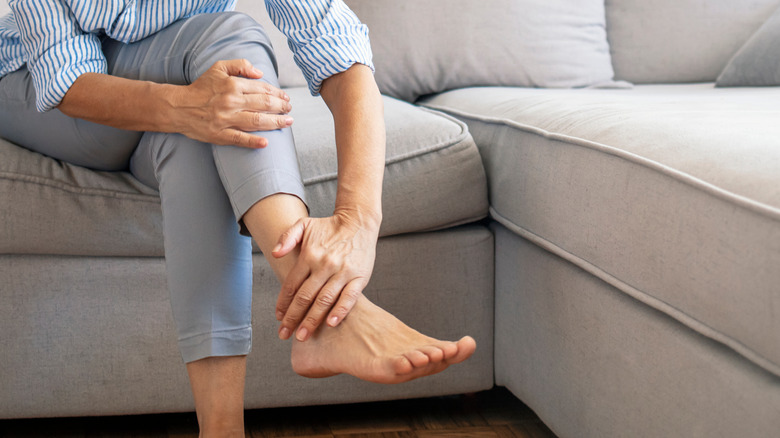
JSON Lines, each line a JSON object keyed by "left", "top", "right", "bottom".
{"left": 0, "top": 1, "right": 476, "bottom": 436}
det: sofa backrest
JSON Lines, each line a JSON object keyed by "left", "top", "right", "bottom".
{"left": 606, "top": 0, "right": 780, "bottom": 83}
{"left": 4, "top": 1, "right": 776, "bottom": 90}
{"left": 239, "top": 0, "right": 618, "bottom": 101}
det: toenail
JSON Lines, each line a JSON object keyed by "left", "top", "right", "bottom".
{"left": 279, "top": 327, "right": 290, "bottom": 340}
{"left": 296, "top": 327, "right": 308, "bottom": 341}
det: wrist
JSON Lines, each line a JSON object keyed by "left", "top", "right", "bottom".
{"left": 334, "top": 205, "right": 383, "bottom": 233}
{"left": 157, "top": 83, "right": 187, "bottom": 133}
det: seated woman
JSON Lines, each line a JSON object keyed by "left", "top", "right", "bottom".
{"left": 0, "top": 1, "right": 476, "bottom": 437}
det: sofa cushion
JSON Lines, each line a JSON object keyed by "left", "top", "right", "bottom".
{"left": 422, "top": 84, "right": 780, "bottom": 377}
{"left": 0, "top": 88, "right": 487, "bottom": 256}
{"left": 716, "top": 5, "right": 780, "bottom": 87}
{"left": 238, "top": 0, "right": 617, "bottom": 102}
{"left": 607, "top": 0, "right": 780, "bottom": 83}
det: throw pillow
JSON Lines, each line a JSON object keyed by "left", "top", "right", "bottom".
{"left": 346, "top": 0, "right": 618, "bottom": 102}
{"left": 716, "top": 6, "right": 780, "bottom": 87}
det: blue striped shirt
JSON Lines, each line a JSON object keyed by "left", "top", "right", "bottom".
{"left": 0, "top": 0, "right": 373, "bottom": 112}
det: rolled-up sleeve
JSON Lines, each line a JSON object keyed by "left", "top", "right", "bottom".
{"left": 10, "top": 0, "right": 106, "bottom": 112}
{"left": 265, "top": 0, "right": 374, "bottom": 96}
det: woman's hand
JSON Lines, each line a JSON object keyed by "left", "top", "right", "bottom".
{"left": 59, "top": 60, "right": 292, "bottom": 148}
{"left": 172, "top": 59, "right": 294, "bottom": 148}
{"left": 272, "top": 210, "right": 380, "bottom": 342}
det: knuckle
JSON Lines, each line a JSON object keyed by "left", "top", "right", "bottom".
{"left": 315, "top": 292, "right": 335, "bottom": 308}
{"left": 304, "top": 315, "right": 319, "bottom": 326}
{"left": 282, "top": 315, "right": 298, "bottom": 326}
{"left": 300, "top": 250, "right": 319, "bottom": 266}
{"left": 293, "top": 290, "right": 313, "bottom": 307}
{"left": 252, "top": 112, "right": 262, "bottom": 127}
{"left": 229, "top": 131, "right": 244, "bottom": 146}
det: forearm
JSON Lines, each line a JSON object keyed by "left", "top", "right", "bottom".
{"left": 58, "top": 72, "right": 180, "bottom": 133}
{"left": 320, "top": 64, "right": 386, "bottom": 230}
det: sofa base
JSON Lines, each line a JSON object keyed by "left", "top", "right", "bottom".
{"left": 0, "top": 226, "right": 494, "bottom": 419}
{"left": 493, "top": 223, "right": 780, "bottom": 438}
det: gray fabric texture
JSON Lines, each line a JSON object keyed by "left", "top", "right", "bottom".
{"left": 0, "top": 87, "right": 487, "bottom": 256}
{"left": 717, "top": 6, "right": 780, "bottom": 87}
{"left": 239, "top": 0, "right": 617, "bottom": 102}
{"left": 422, "top": 84, "right": 780, "bottom": 377}
{"left": 607, "top": 0, "right": 780, "bottom": 83}
{"left": 0, "top": 226, "right": 494, "bottom": 419}
{"left": 493, "top": 224, "right": 780, "bottom": 438}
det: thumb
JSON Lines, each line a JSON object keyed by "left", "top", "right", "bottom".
{"left": 272, "top": 219, "right": 306, "bottom": 258}
{"left": 221, "top": 58, "right": 264, "bottom": 79}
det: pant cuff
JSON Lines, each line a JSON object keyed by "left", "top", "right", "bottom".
{"left": 230, "top": 169, "right": 309, "bottom": 236}
{"left": 179, "top": 326, "right": 252, "bottom": 363}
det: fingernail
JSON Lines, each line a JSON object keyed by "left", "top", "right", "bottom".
{"left": 276, "top": 310, "right": 284, "bottom": 321}
{"left": 279, "top": 327, "right": 290, "bottom": 340}
{"left": 285, "top": 103, "right": 292, "bottom": 112}
{"left": 328, "top": 316, "right": 339, "bottom": 327}
{"left": 285, "top": 117, "right": 294, "bottom": 126}
{"left": 272, "top": 243, "right": 282, "bottom": 253}
{"left": 283, "top": 93, "right": 290, "bottom": 101}
{"left": 296, "top": 327, "right": 308, "bottom": 341}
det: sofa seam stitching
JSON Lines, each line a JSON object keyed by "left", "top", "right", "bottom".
{"left": 423, "top": 103, "right": 780, "bottom": 222}
{"left": 490, "top": 208, "right": 780, "bottom": 378}
{"left": 0, "top": 171, "right": 161, "bottom": 203}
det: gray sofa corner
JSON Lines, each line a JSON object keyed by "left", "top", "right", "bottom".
{"left": 2, "top": 1, "right": 780, "bottom": 437}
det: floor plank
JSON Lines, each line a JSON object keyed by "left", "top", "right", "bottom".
{"left": 0, "top": 388, "right": 557, "bottom": 438}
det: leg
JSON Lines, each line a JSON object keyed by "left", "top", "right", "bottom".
{"left": 243, "top": 195, "right": 477, "bottom": 385}
{"left": 112, "top": 13, "right": 304, "bottom": 436}
{"left": 131, "top": 132, "right": 252, "bottom": 438}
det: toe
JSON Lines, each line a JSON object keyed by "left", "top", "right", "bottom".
{"left": 404, "top": 350, "right": 431, "bottom": 368}
{"left": 438, "top": 341, "right": 459, "bottom": 360}
{"left": 391, "top": 355, "right": 415, "bottom": 376}
{"left": 447, "top": 336, "right": 477, "bottom": 364}
{"left": 419, "top": 345, "right": 445, "bottom": 363}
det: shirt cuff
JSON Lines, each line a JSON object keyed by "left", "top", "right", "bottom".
{"left": 290, "top": 25, "right": 375, "bottom": 96}
{"left": 28, "top": 33, "right": 106, "bottom": 112}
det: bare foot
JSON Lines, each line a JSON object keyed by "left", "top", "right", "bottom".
{"left": 290, "top": 295, "right": 476, "bottom": 384}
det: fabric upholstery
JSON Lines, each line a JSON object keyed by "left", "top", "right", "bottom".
{"left": 493, "top": 224, "right": 780, "bottom": 438}
{"left": 0, "top": 88, "right": 487, "bottom": 256}
{"left": 607, "top": 0, "right": 780, "bottom": 83}
{"left": 0, "top": 226, "right": 494, "bottom": 418}
{"left": 422, "top": 84, "right": 780, "bottom": 377}
{"left": 717, "top": 6, "right": 780, "bottom": 87}
{"left": 239, "top": 0, "right": 617, "bottom": 102}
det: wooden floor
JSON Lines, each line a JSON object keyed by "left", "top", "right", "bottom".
{"left": 0, "top": 387, "right": 557, "bottom": 438}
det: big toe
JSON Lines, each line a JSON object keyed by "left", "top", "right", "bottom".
{"left": 448, "top": 336, "right": 477, "bottom": 364}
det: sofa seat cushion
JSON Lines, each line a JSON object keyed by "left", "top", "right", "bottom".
{"left": 422, "top": 84, "right": 780, "bottom": 377}
{"left": 0, "top": 87, "right": 487, "bottom": 257}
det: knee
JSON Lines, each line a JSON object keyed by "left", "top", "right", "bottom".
{"left": 186, "top": 12, "right": 279, "bottom": 85}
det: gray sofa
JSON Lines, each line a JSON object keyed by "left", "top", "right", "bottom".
{"left": 2, "top": 1, "right": 779, "bottom": 437}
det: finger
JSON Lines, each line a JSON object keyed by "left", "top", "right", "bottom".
{"left": 296, "top": 275, "right": 349, "bottom": 341}
{"left": 237, "top": 77, "right": 290, "bottom": 102}
{"left": 276, "top": 260, "right": 310, "bottom": 324}
{"left": 279, "top": 270, "right": 333, "bottom": 340}
{"left": 233, "top": 112, "right": 294, "bottom": 133}
{"left": 219, "top": 129, "right": 268, "bottom": 149}
{"left": 244, "top": 92, "right": 292, "bottom": 115}
{"left": 326, "top": 278, "right": 365, "bottom": 327}
{"left": 273, "top": 219, "right": 306, "bottom": 258}
{"left": 218, "top": 59, "right": 263, "bottom": 80}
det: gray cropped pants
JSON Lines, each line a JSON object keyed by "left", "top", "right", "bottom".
{"left": 0, "top": 12, "right": 307, "bottom": 363}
